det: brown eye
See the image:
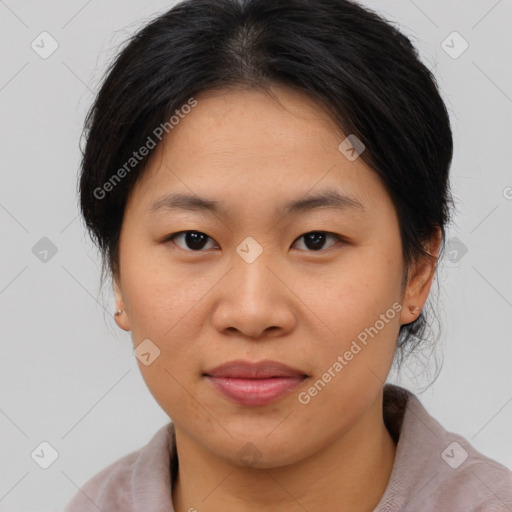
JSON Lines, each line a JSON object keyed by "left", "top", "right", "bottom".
{"left": 166, "top": 231, "right": 217, "bottom": 251}
{"left": 292, "top": 231, "right": 343, "bottom": 251}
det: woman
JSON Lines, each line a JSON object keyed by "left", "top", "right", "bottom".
{"left": 65, "top": 0, "right": 512, "bottom": 510}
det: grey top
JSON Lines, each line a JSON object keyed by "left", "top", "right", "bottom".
{"left": 64, "top": 384, "right": 512, "bottom": 511}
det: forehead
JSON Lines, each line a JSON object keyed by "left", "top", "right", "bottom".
{"left": 125, "top": 86, "right": 386, "bottom": 216}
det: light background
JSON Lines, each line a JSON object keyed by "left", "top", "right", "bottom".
{"left": 0, "top": 0, "right": 511, "bottom": 510}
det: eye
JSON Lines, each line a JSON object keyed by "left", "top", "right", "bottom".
{"left": 165, "top": 231, "right": 218, "bottom": 251}
{"left": 292, "top": 231, "right": 343, "bottom": 251}
{"left": 164, "top": 230, "right": 344, "bottom": 252}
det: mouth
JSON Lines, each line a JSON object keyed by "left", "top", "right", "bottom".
{"left": 203, "top": 360, "right": 309, "bottom": 406}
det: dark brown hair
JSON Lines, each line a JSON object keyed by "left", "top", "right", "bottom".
{"left": 78, "top": 0, "right": 454, "bottom": 366}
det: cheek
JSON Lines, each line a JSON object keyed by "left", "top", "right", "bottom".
{"left": 121, "top": 242, "right": 210, "bottom": 340}
{"left": 136, "top": 358, "right": 215, "bottom": 439}
{"left": 122, "top": 257, "right": 213, "bottom": 421}
{"left": 119, "top": 247, "right": 221, "bottom": 409}
{"left": 302, "top": 241, "right": 402, "bottom": 366}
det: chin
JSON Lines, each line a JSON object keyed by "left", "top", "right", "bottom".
{"left": 208, "top": 433, "right": 311, "bottom": 470}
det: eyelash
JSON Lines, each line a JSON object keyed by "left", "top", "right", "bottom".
{"left": 163, "top": 230, "right": 346, "bottom": 252}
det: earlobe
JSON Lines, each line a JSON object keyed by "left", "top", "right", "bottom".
{"left": 400, "top": 227, "right": 442, "bottom": 325}
{"left": 113, "top": 309, "right": 131, "bottom": 331}
{"left": 113, "top": 276, "right": 131, "bottom": 332}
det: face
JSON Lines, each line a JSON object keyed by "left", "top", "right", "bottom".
{"left": 114, "top": 85, "right": 433, "bottom": 468}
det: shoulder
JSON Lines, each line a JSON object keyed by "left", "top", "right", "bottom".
{"left": 378, "top": 385, "right": 512, "bottom": 511}
{"left": 432, "top": 432, "right": 512, "bottom": 510}
{"left": 63, "top": 422, "right": 175, "bottom": 512}
{"left": 63, "top": 449, "right": 140, "bottom": 511}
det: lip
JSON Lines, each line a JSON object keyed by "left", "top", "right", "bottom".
{"left": 204, "top": 360, "right": 309, "bottom": 406}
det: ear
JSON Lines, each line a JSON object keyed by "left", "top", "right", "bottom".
{"left": 113, "top": 273, "right": 131, "bottom": 332}
{"left": 400, "top": 226, "right": 442, "bottom": 325}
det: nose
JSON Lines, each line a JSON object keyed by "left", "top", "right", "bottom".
{"left": 211, "top": 253, "right": 297, "bottom": 340}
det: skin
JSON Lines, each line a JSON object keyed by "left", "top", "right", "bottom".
{"left": 113, "top": 85, "right": 441, "bottom": 511}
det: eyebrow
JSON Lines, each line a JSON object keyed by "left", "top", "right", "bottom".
{"left": 148, "top": 188, "right": 365, "bottom": 217}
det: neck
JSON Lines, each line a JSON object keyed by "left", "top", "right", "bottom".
{"left": 172, "top": 390, "right": 396, "bottom": 512}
